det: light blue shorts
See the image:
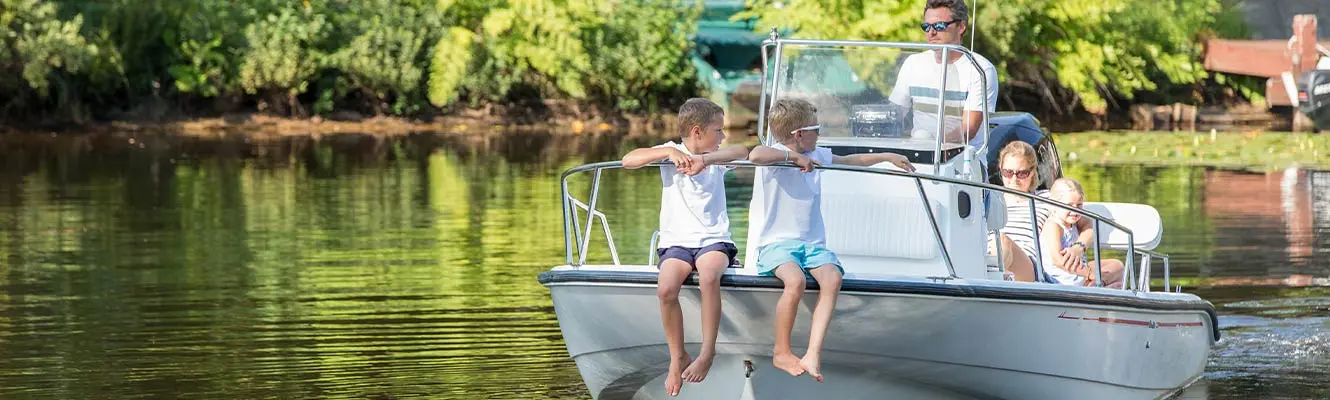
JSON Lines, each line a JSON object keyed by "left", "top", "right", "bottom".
{"left": 756, "top": 240, "right": 844, "bottom": 277}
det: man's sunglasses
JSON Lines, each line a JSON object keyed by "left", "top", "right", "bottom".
{"left": 921, "top": 19, "right": 961, "bottom": 33}
{"left": 1000, "top": 168, "right": 1034, "bottom": 179}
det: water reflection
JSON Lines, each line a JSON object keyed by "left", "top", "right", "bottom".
{"left": 0, "top": 132, "right": 1326, "bottom": 399}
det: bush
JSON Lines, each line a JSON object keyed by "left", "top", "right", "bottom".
{"left": 325, "top": 0, "right": 443, "bottom": 116}
{"left": 1, "top": 0, "right": 103, "bottom": 119}
{"left": 237, "top": 7, "right": 328, "bottom": 116}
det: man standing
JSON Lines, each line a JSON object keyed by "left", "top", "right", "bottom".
{"left": 887, "top": 0, "right": 998, "bottom": 148}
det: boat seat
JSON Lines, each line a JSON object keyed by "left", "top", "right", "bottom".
{"left": 742, "top": 167, "right": 945, "bottom": 276}
{"left": 1081, "top": 202, "right": 1162, "bottom": 251}
{"left": 821, "top": 192, "right": 941, "bottom": 261}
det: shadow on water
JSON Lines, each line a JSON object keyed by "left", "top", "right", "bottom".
{"left": 0, "top": 131, "right": 1327, "bottom": 399}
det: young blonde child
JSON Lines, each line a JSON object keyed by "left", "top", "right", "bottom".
{"left": 621, "top": 98, "right": 750, "bottom": 397}
{"left": 1040, "top": 178, "right": 1125, "bottom": 288}
{"left": 748, "top": 98, "right": 914, "bottom": 382}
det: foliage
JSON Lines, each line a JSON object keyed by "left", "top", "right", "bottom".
{"left": 0, "top": 0, "right": 102, "bottom": 117}
{"left": 326, "top": 0, "right": 443, "bottom": 115}
{"left": 1, "top": 0, "right": 1265, "bottom": 124}
{"left": 583, "top": 1, "right": 700, "bottom": 112}
{"left": 427, "top": 27, "right": 476, "bottom": 108}
{"left": 237, "top": 7, "right": 328, "bottom": 116}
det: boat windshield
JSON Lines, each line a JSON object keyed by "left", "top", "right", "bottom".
{"left": 763, "top": 43, "right": 986, "bottom": 154}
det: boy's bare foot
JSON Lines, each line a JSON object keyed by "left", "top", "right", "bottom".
{"left": 799, "top": 354, "right": 823, "bottom": 383}
{"left": 681, "top": 352, "right": 715, "bottom": 382}
{"left": 773, "top": 352, "right": 805, "bottom": 376}
{"left": 666, "top": 354, "right": 690, "bottom": 396}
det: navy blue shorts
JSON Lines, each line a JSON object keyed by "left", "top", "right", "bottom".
{"left": 657, "top": 242, "right": 739, "bottom": 268}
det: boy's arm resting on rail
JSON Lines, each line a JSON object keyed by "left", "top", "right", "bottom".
{"left": 832, "top": 153, "right": 916, "bottom": 172}
{"left": 622, "top": 147, "right": 686, "bottom": 169}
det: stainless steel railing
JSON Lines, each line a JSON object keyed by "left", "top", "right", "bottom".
{"left": 560, "top": 160, "right": 1175, "bottom": 292}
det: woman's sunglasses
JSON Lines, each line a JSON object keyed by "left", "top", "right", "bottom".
{"left": 1000, "top": 168, "right": 1033, "bottom": 179}
{"left": 921, "top": 19, "right": 960, "bottom": 33}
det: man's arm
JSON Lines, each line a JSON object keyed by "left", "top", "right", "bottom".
{"left": 955, "top": 61, "right": 1000, "bottom": 144}
{"left": 958, "top": 110, "right": 984, "bottom": 143}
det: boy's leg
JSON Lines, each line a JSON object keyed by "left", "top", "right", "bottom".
{"left": 657, "top": 257, "right": 694, "bottom": 396}
{"left": 681, "top": 247, "right": 730, "bottom": 382}
{"left": 799, "top": 263, "right": 842, "bottom": 383}
{"left": 771, "top": 263, "right": 807, "bottom": 377}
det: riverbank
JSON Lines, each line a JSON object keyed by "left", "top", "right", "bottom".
{"left": 1053, "top": 130, "right": 1330, "bottom": 171}
{"left": 0, "top": 112, "right": 680, "bottom": 140}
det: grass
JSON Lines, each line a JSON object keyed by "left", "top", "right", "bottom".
{"left": 1051, "top": 131, "right": 1330, "bottom": 171}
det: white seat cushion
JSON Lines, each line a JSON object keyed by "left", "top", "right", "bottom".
{"left": 821, "top": 193, "right": 940, "bottom": 260}
{"left": 1080, "top": 202, "right": 1162, "bottom": 251}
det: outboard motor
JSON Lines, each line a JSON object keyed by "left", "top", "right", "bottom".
{"left": 1299, "top": 70, "right": 1330, "bottom": 129}
{"left": 983, "top": 112, "right": 1062, "bottom": 190}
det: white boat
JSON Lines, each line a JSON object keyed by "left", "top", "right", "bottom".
{"left": 540, "top": 34, "right": 1219, "bottom": 400}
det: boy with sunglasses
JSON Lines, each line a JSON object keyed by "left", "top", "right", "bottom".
{"left": 886, "top": 0, "right": 997, "bottom": 150}
{"left": 748, "top": 98, "right": 914, "bottom": 382}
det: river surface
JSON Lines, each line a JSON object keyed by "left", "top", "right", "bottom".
{"left": 0, "top": 132, "right": 1326, "bottom": 399}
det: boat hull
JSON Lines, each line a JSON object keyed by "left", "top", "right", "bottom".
{"left": 540, "top": 269, "right": 1218, "bottom": 400}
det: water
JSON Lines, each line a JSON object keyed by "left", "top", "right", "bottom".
{"left": 0, "top": 132, "right": 1326, "bottom": 399}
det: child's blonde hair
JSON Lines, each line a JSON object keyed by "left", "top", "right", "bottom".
{"left": 767, "top": 98, "right": 817, "bottom": 143}
{"left": 1049, "top": 177, "right": 1084, "bottom": 200}
{"left": 677, "top": 98, "right": 725, "bottom": 139}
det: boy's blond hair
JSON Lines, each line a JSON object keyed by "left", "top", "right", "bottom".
{"left": 677, "top": 98, "right": 725, "bottom": 138}
{"left": 767, "top": 98, "right": 818, "bottom": 143}
{"left": 1049, "top": 177, "right": 1084, "bottom": 199}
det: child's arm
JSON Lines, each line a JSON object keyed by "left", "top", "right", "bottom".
{"left": 1039, "top": 222, "right": 1067, "bottom": 271}
{"left": 1068, "top": 216, "right": 1096, "bottom": 264}
{"left": 832, "top": 153, "right": 916, "bottom": 172}
{"left": 622, "top": 146, "right": 688, "bottom": 170}
{"left": 749, "top": 145, "right": 818, "bottom": 172}
{"left": 680, "top": 145, "right": 751, "bottom": 175}
{"left": 701, "top": 145, "right": 751, "bottom": 165}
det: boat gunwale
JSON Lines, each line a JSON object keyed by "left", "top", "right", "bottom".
{"left": 537, "top": 269, "right": 1222, "bottom": 342}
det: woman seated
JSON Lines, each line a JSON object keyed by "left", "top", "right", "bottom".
{"left": 987, "top": 141, "right": 1055, "bottom": 283}
{"left": 988, "top": 141, "right": 1120, "bottom": 287}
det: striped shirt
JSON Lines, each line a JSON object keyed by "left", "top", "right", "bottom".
{"left": 995, "top": 189, "right": 1053, "bottom": 261}
{"left": 887, "top": 51, "right": 998, "bottom": 148}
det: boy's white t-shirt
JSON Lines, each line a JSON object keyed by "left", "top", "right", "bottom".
{"left": 887, "top": 51, "right": 998, "bottom": 148}
{"left": 753, "top": 143, "right": 835, "bottom": 248}
{"left": 654, "top": 141, "right": 734, "bottom": 249}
